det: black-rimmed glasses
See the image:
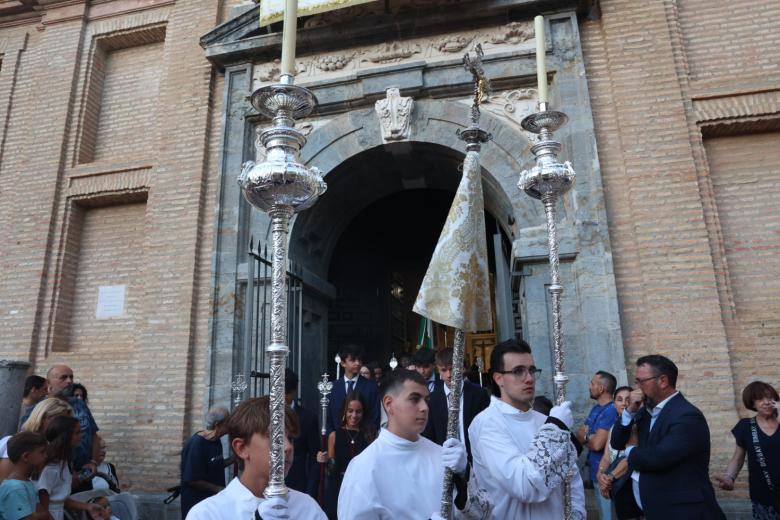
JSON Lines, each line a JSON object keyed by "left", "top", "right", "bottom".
{"left": 496, "top": 365, "right": 542, "bottom": 378}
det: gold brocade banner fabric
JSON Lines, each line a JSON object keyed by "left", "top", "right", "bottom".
{"left": 413, "top": 150, "right": 493, "bottom": 333}
{"left": 259, "top": 0, "right": 377, "bottom": 27}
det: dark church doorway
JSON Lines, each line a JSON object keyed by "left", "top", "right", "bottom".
{"left": 289, "top": 141, "right": 516, "bottom": 380}
{"left": 322, "top": 153, "right": 512, "bottom": 372}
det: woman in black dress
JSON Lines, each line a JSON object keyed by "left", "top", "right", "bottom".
{"left": 316, "top": 391, "right": 376, "bottom": 519}
{"left": 716, "top": 381, "right": 780, "bottom": 520}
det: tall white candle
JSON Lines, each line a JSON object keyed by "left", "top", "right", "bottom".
{"left": 534, "top": 15, "right": 548, "bottom": 106}
{"left": 280, "top": 0, "right": 298, "bottom": 80}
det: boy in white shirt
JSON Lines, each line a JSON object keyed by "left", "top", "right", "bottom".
{"left": 338, "top": 368, "right": 470, "bottom": 519}
{"left": 186, "top": 396, "right": 326, "bottom": 520}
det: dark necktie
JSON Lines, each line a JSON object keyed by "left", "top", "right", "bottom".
{"left": 347, "top": 380, "right": 355, "bottom": 394}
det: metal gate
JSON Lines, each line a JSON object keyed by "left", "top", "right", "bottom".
{"left": 240, "top": 237, "right": 304, "bottom": 401}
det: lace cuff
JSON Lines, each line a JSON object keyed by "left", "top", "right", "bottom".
{"left": 526, "top": 423, "right": 576, "bottom": 490}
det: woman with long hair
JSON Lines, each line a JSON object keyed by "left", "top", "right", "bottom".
{"left": 36, "top": 415, "right": 101, "bottom": 520}
{"left": 316, "top": 391, "right": 376, "bottom": 519}
{"left": 717, "top": 381, "right": 780, "bottom": 520}
{"left": 596, "top": 386, "right": 640, "bottom": 519}
{"left": 0, "top": 398, "right": 73, "bottom": 482}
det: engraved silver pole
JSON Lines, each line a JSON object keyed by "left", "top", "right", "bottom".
{"left": 238, "top": 66, "right": 326, "bottom": 501}
{"left": 440, "top": 45, "right": 492, "bottom": 520}
{"left": 316, "top": 373, "right": 332, "bottom": 504}
{"left": 317, "top": 373, "right": 332, "bottom": 437}
{"left": 439, "top": 329, "right": 465, "bottom": 519}
{"left": 519, "top": 105, "right": 576, "bottom": 519}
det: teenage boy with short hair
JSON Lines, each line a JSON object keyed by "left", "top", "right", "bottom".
{"left": 185, "top": 396, "right": 326, "bottom": 520}
{"left": 0, "top": 432, "right": 51, "bottom": 520}
{"left": 326, "top": 344, "right": 380, "bottom": 432}
{"left": 337, "top": 369, "right": 470, "bottom": 519}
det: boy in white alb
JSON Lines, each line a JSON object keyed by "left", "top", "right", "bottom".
{"left": 338, "top": 369, "right": 470, "bottom": 520}
{"left": 469, "top": 338, "right": 586, "bottom": 519}
{"left": 186, "top": 396, "right": 326, "bottom": 520}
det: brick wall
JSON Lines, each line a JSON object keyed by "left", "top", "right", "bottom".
{"left": 0, "top": 0, "right": 222, "bottom": 493}
{"left": 705, "top": 132, "right": 780, "bottom": 400}
{"left": 92, "top": 42, "right": 164, "bottom": 162}
{"left": 581, "top": 0, "right": 780, "bottom": 496}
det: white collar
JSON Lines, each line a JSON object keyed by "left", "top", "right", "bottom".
{"left": 344, "top": 375, "right": 358, "bottom": 383}
{"left": 226, "top": 477, "right": 263, "bottom": 505}
{"left": 380, "top": 427, "right": 422, "bottom": 451}
{"left": 492, "top": 395, "right": 536, "bottom": 420}
{"left": 651, "top": 391, "right": 679, "bottom": 414}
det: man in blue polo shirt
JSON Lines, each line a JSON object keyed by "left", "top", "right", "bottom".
{"left": 576, "top": 370, "right": 618, "bottom": 520}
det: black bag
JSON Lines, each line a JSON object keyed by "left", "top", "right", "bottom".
{"left": 606, "top": 454, "right": 630, "bottom": 499}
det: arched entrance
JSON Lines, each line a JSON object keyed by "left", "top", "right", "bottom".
{"left": 291, "top": 141, "right": 514, "bottom": 374}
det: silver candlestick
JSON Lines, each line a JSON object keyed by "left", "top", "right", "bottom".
{"left": 334, "top": 353, "right": 341, "bottom": 381}
{"left": 519, "top": 104, "right": 576, "bottom": 519}
{"left": 238, "top": 76, "right": 326, "bottom": 499}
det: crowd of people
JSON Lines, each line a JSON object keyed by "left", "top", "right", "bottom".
{"left": 176, "top": 340, "right": 780, "bottom": 520}
{"left": 2, "top": 343, "right": 777, "bottom": 520}
{"left": 0, "top": 365, "right": 134, "bottom": 520}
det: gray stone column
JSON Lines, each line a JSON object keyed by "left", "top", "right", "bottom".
{"left": 0, "top": 360, "right": 30, "bottom": 436}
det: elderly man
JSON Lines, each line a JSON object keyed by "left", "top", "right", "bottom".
{"left": 20, "top": 365, "right": 100, "bottom": 474}
{"left": 180, "top": 405, "right": 231, "bottom": 519}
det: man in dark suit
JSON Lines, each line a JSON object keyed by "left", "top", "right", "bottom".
{"left": 610, "top": 354, "right": 725, "bottom": 520}
{"left": 326, "top": 344, "right": 380, "bottom": 432}
{"left": 283, "top": 369, "right": 320, "bottom": 498}
{"left": 422, "top": 347, "right": 490, "bottom": 462}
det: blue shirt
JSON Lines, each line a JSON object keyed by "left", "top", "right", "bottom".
{"left": 585, "top": 401, "right": 618, "bottom": 481}
{"left": 0, "top": 479, "right": 38, "bottom": 520}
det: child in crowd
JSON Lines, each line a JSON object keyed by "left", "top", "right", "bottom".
{"left": 0, "top": 431, "right": 50, "bottom": 520}
{"left": 88, "top": 497, "right": 119, "bottom": 520}
{"left": 37, "top": 416, "right": 101, "bottom": 520}
{"left": 186, "top": 396, "right": 326, "bottom": 520}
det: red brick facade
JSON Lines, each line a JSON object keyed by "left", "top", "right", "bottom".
{"left": 0, "top": 0, "right": 777, "bottom": 500}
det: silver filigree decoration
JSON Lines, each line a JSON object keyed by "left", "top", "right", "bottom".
{"left": 231, "top": 373, "right": 248, "bottom": 408}
{"left": 375, "top": 87, "right": 414, "bottom": 142}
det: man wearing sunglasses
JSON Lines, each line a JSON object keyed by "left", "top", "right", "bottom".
{"left": 469, "top": 338, "right": 585, "bottom": 519}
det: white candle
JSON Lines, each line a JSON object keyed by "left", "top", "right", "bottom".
{"left": 534, "top": 15, "right": 548, "bottom": 106}
{"left": 280, "top": 0, "right": 298, "bottom": 80}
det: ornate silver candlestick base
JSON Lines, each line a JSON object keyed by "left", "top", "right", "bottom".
{"left": 519, "top": 106, "right": 576, "bottom": 519}
{"left": 238, "top": 80, "right": 326, "bottom": 500}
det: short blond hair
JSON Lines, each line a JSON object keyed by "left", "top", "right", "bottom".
{"left": 20, "top": 398, "right": 73, "bottom": 433}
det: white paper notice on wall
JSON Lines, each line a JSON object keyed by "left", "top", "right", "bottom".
{"left": 96, "top": 285, "right": 126, "bottom": 318}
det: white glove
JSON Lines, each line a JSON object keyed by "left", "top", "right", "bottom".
{"left": 429, "top": 513, "right": 446, "bottom": 520}
{"left": 257, "top": 497, "right": 289, "bottom": 520}
{"left": 442, "top": 437, "right": 468, "bottom": 475}
{"left": 549, "top": 401, "right": 574, "bottom": 430}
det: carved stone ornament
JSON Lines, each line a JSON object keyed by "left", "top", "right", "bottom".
{"left": 436, "top": 35, "right": 473, "bottom": 53}
{"left": 375, "top": 87, "right": 414, "bottom": 142}
{"left": 255, "top": 59, "right": 307, "bottom": 83}
{"left": 315, "top": 54, "right": 354, "bottom": 72}
{"left": 365, "top": 41, "right": 421, "bottom": 63}
{"left": 489, "top": 21, "right": 533, "bottom": 45}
